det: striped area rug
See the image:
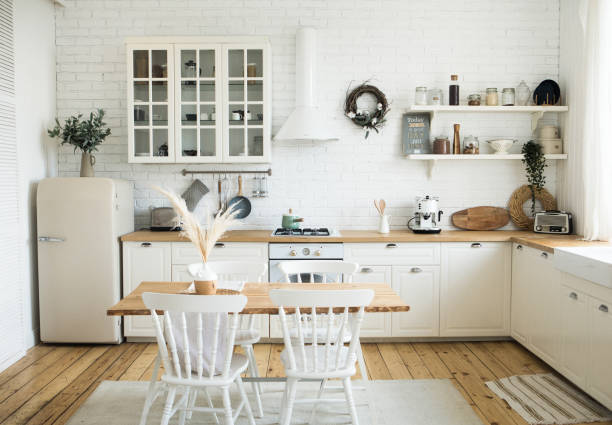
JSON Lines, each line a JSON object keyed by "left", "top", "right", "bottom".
{"left": 486, "top": 373, "right": 612, "bottom": 424}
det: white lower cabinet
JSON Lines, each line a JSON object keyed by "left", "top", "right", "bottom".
{"left": 123, "top": 242, "right": 172, "bottom": 337}
{"left": 391, "top": 266, "right": 440, "bottom": 337}
{"left": 352, "top": 265, "right": 392, "bottom": 337}
{"left": 440, "top": 242, "right": 511, "bottom": 337}
{"left": 559, "top": 284, "right": 588, "bottom": 387}
{"left": 587, "top": 295, "right": 612, "bottom": 408}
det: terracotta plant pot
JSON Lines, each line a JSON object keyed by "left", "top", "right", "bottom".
{"left": 193, "top": 280, "right": 217, "bottom": 295}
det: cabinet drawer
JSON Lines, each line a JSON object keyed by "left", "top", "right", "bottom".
{"left": 171, "top": 242, "right": 267, "bottom": 264}
{"left": 344, "top": 243, "right": 440, "bottom": 265}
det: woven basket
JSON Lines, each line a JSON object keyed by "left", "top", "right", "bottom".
{"left": 508, "top": 185, "right": 556, "bottom": 229}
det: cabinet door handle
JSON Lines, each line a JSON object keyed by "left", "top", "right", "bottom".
{"left": 140, "top": 242, "right": 152, "bottom": 247}
{"left": 410, "top": 267, "right": 422, "bottom": 273}
{"left": 516, "top": 244, "right": 523, "bottom": 250}
{"left": 360, "top": 267, "right": 373, "bottom": 273}
{"left": 386, "top": 243, "right": 398, "bottom": 249}
{"left": 38, "top": 236, "right": 65, "bottom": 243}
{"left": 569, "top": 292, "right": 578, "bottom": 300}
{"left": 541, "top": 252, "right": 548, "bottom": 259}
{"left": 599, "top": 304, "right": 609, "bottom": 313}
{"left": 471, "top": 243, "right": 482, "bottom": 248}
{"left": 215, "top": 243, "right": 225, "bottom": 248}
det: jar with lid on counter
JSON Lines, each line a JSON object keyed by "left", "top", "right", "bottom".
{"left": 415, "top": 87, "right": 428, "bottom": 105}
{"left": 486, "top": 88, "right": 499, "bottom": 106}
{"left": 502, "top": 88, "right": 515, "bottom": 106}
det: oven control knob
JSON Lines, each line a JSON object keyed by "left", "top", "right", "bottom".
{"left": 289, "top": 250, "right": 297, "bottom": 257}
{"left": 536, "top": 225, "right": 543, "bottom": 231}
{"left": 314, "top": 250, "right": 321, "bottom": 257}
{"left": 302, "top": 248, "right": 310, "bottom": 256}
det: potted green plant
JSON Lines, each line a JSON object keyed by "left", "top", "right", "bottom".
{"left": 48, "top": 109, "right": 111, "bottom": 177}
{"left": 521, "top": 140, "right": 547, "bottom": 215}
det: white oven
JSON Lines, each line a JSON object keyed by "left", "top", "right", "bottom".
{"left": 268, "top": 243, "right": 344, "bottom": 283}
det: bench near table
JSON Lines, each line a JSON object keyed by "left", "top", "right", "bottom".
{"left": 107, "top": 282, "right": 410, "bottom": 316}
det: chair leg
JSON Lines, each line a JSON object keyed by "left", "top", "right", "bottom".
{"left": 244, "top": 344, "right": 264, "bottom": 418}
{"left": 221, "top": 386, "right": 234, "bottom": 425}
{"left": 186, "top": 389, "right": 197, "bottom": 421}
{"left": 281, "top": 377, "right": 298, "bottom": 425}
{"left": 309, "top": 378, "right": 327, "bottom": 424}
{"left": 204, "top": 388, "right": 220, "bottom": 425}
{"left": 236, "top": 376, "right": 256, "bottom": 425}
{"left": 139, "top": 354, "right": 161, "bottom": 425}
{"left": 343, "top": 377, "right": 359, "bottom": 425}
{"left": 356, "top": 342, "right": 369, "bottom": 381}
{"left": 160, "top": 386, "right": 177, "bottom": 425}
{"left": 178, "top": 387, "right": 190, "bottom": 425}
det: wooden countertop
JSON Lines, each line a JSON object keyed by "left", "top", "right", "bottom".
{"left": 120, "top": 229, "right": 606, "bottom": 254}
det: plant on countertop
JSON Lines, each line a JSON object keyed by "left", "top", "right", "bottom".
{"left": 521, "top": 140, "right": 547, "bottom": 215}
{"left": 344, "top": 81, "right": 390, "bottom": 139}
{"left": 47, "top": 108, "right": 111, "bottom": 154}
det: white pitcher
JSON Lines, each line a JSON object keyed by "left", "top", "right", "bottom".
{"left": 378, "top": 215, "right": 390, "bottom": 234}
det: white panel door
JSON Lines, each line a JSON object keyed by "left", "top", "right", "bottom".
{"left": 391, "top": 266, "right": 440, "bottom": 337}
{"left": 440, "top": 242, "right": 511, "bottom": 337}
{"left": 587, "top": 296, "right": 612, "bottom": 409}
{"left": 511, "top": 243, "right": 531, "bottom": 344}
{"left": 559, "top": 284, "right": 588, "bottom": 388}
{"left": 351, "top": 265, "right": 392, "bottom": 337}
{"left": 527, "top": 249, "right": 561, "bottom": 367}
{"left": 172, "top": 264, "right": 269, "bottom": 338}
{"left": 123, "top": 242, "right": 172, "bottom": 337}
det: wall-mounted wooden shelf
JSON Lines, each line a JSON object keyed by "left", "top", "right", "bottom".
{"left": 406, "top": 153, "right": 568, "bottom": 178}
{"left": 407, "top": 105, "right": 569, "bottom": 131}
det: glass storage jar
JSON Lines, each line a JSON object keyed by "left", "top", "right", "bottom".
{"left": 415, "top": 87, "right": 428, "bottom": 105}
{"left": 516, "top": 80, "right": 530, "bottom": 106}
{"left": 463, "top": 135, "right": 480, "bottom": 154}
{"left": 468, "top": 94, "right": 481, "bottom": 106}
{"left": 502, "top": 88, "right": 515, "bottom": 106}
{"left": 486, "top": 88, "right": 499, "bottom": 106}
{"left": 428, "top": 88, "right": 442, "bottom": 105}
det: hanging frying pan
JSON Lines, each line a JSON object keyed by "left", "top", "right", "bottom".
{"left": 227, "top": 175, "right": 252, "bottom": 219}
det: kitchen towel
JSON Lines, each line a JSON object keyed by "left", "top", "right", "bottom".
{"left": 181, "top": 179, "right": 209, "bottom": 211}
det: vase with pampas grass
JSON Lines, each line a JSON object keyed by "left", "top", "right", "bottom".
{"left": 155, "top": 186, "right": 239, "bottom": 294}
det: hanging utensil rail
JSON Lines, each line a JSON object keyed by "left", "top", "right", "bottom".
{"left": 181, "top": 168, "right": 272, "bottom": 176}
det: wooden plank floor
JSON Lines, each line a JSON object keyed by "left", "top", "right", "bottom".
{"left": 0, "top": 341, "right": 609, "bottom": 425}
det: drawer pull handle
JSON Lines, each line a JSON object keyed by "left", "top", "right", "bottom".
{"left": 411, "top": 267, "right": 422, "bottom": 273}
{"left": 541, "top": 252, "right": 548, "bottom": 259}
{"left": 600, "top": 304, "right": 609, "bottom": 313}
{"left": 569, "top": 292, "right": 578, "bottom": 300}
{"left": 141, "top": 242, "right": 152, "bottom": 247}
{"left": 386, "top": 243, "right": 398, "bottom": 249}
{"left": 471, "top": 243, "right": 482, "bottom": 248}
{"left": 516, "top": 245, "right": 523, "bottom": 250}
{"left": 38, "top": 236, "right": 65, "bottom": 243}
{"left": 215, "top": 243, "right": 225, "bottom": 248}
{"left": 360, "top": 267, "right": 373, "bottom": 273}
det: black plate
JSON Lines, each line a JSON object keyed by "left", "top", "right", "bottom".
{"left": 533, "top": 79, "right": 561, "bottom": 105}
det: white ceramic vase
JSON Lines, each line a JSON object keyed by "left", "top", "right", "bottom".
{"left": 378, "top": 215, "right": 390, "bottom": 234}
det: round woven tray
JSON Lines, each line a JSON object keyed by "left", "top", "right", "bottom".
{"left": 508, "top": 185, "right": 556, "bottom": 229}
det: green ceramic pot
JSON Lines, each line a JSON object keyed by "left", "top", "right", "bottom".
{"left": 282, "top": 209, "right": 304, "bottom": 229}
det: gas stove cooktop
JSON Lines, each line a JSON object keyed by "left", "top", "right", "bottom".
{"left": 271, "top": 228, "right": 339, "bottom": 237}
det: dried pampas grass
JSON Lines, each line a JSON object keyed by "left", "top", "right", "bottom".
{"left": 154, "top": 186, "right": 239, "bottom": 262}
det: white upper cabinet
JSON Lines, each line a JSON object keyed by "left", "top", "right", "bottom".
{"left": 127, "top": 38, "right": 271, "bottom": 164}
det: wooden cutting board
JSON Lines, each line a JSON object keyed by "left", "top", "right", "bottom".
{"left": 451, "top": 206, "right": 510, "bottom": 230}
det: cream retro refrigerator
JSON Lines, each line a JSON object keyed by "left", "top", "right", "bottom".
{"left": 37, "top": 178, "right": 134, "bottom": 343}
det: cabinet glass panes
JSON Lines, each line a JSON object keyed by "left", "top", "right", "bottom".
{"left": 178, "top": 48, "right": 217, "bottom": 159}
{"left": 227, "top": 48, "right": 264, "bottom": 159}
{"left": 131, "top": 49, "right": 171, "bottom": 158}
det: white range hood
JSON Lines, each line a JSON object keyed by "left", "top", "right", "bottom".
{"left": 274, "top": 27, "right": 338, "bottom": 142}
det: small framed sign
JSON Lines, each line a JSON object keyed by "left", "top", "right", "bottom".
{"left": 402, "top": 113, "right": 431, "bottom": 154}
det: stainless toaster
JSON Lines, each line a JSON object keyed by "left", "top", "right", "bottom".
{"left": 151, "top": 207, "right": 181, "bottom": 231}
{"left": 534, "top": 211, "right": 573, "bottom": 234}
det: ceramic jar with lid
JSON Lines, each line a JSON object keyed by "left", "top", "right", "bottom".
{"left": 433, "top": 136, "right": 451, "bottom": 154}
{"left": 502, "top": 88, "right": 515, "bottom": 106}
{"left": 516, "top": 80, "right": 530, "bottom": 106}
{"left": 486, "top": 88, "right": 498, "bottom": 106}
{"left": 415, "top": 87, "right": 428, "bottom": 105}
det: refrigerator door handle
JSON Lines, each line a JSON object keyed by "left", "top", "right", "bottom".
{"left": 38, "top": 236, "right": 65, "bottom": 243}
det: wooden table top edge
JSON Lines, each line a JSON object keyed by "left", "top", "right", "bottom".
{"left": 107, "top": 281, "right": 410, "bottom": 316}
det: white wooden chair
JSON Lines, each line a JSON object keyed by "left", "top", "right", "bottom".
{"left": 270, "top": 288, "right": 375, "bottom": 425}
{"left": 206, "top": 261, "right": 267, "bottom": 417}
{"left": 142, "top": 292, "right": 255, "bottom": 425}
{"left": 277, "top": 260, "right": 369, "bottom": 382}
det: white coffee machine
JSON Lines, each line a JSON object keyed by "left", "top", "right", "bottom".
{"left": 408, "top": 195, "right": 443, "bottom": 234}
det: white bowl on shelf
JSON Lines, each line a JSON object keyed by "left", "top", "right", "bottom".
{"left": 486, "top": 139, "right": 517, "bottom": 154}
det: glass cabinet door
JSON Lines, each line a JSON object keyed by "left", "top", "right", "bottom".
{"left": 174, "top": 46, "right": 222, "bottom": 162}
{"left": 129, "top": 46, "right": 174, "bottom": 162}
{"left": 224, "top": 47, "right": 267, "bottom": 161}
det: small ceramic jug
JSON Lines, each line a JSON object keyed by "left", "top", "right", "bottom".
{"left": 378, "top": 215, "right": 390, "bottom": 234}
{"left": 188, "top": 262, "right": 218, "bottom": 295}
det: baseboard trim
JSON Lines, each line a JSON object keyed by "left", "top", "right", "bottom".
{"left": 0, "top": 350, "right": 26, "bottom": 373}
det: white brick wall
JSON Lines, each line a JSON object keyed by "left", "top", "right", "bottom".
{"left": 55, "top": 0, "right": 561, "bottom": 230}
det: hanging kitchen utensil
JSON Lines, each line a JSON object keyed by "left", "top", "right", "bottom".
{"left": 181, "top": 179, "right": 209, "bottom": 212}
{"left": 227, "top": 175, "right": 252, "bottom": 219}
{"left": 217, "top": 177, "right": 223, "bottom": 214}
